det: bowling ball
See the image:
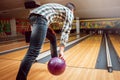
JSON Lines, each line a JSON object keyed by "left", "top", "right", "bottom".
{"left": 47, "top": 57, "right": 66, "bottom": 75}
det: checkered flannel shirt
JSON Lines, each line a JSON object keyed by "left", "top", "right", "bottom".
{"left": 30, "top": 3, "right": 74, "bottom": 46}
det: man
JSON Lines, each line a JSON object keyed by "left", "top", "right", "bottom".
{"left": 16, "top": 2, "right": 75, "bottom": 80}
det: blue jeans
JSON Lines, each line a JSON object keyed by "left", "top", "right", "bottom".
{"left": 16, "top": 15, "right": 57, "bottom": 80}
{"left": 46, "top": 28, "right": 58, "bottom": 58}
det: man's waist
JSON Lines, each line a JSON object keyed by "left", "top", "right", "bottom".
{"left": 29, "top": 13, "right": 47, "bottom": 21}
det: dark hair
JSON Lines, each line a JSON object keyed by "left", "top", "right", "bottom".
{"left": 65, "top": 2, "right": 75, "bottom": 10}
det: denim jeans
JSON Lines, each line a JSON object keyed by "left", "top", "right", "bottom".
{"left": 46, "top": 28, "right": 58, "bottom": 58}
{"left": 16, "top": 15, "right": 57, "bottom": 80}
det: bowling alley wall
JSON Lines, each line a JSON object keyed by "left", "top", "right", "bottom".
{"left": 80, "top": 19, "right": 120, "bottom": 29}
{"left": 0, "top": 18, "right": 11, "bottom": 35}
{"left": 0, "top": 18, "right": 30, "bottom": 37}
{"left": 80, "top": 18, "right": 120, "bottom": 34}
{"left": 16, "top": 19, "right": 31, "bottom": 35}
{"left": 0, "top": 18, "right": 120, "bottom": 38}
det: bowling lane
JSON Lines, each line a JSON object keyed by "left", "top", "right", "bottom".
{"left": 0, "top": 37, "right": 53, "bottom": 52}
{"left": 0, "top": 41, "right": 29, "bottom": 52}
{"left": 1, "top": 34, "right": 120, "bottom": 80}
{"left": 0, "top": 59, "right": 120, "bottom": 80}
{"left": 0, "top": 41, "right": 51, "bottom": 60}
{"left": 0, "top": 33, "right": 82, "bottom": 52}
{"left": 0, "top": 34, "right": 80, "bottom": 61}
{"left": 109, "top": 34, "right": 120, "bottom": 57}
{"left": 65, "top": 34, "right": 102, "bottom": 69}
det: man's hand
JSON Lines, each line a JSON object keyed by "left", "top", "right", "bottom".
{"left": 59, "top": 51, "right": 64, "bottom": 59}
{"left": 59, "top": 45, "right": 65, "bottom": 59}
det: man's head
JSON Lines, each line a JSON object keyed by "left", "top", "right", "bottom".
{"left": 65, "top": 2, "right": 75, "bottom": 11}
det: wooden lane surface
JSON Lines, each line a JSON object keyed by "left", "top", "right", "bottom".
{"left": 0, "top": 35, "right": 78, "bottom": 61}
{"left": 0, "top": 59, "right": 120, "bottom": 80}
{"left": 0, "top": 33, "right": 83, "bottom": 52}
{"left": 109, "top": 34, "right": 120, "bottom": 57}
{"left": 0, "top": 38, "right": 50, "bottom": 52}
{"left": 0, "top": 41, "right": 29, "bottom": 52}
{"left": 64, "top": 34, "right": 102, "bottom": 69}
{"left": 0, "top": 40, "right": 51, "bottom": 60}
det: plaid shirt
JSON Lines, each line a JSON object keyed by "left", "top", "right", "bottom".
{"left": 30, "top": 3, "right": 74, "bottom": 46}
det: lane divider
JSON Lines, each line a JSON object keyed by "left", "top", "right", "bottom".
{"left": 105, "top": 34, "right": 113, "bottom": 72}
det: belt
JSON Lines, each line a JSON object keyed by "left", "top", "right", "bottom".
{"left": 29, "top": 13, "right": 47, "bottom": 21}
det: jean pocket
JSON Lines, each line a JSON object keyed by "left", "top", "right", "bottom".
{"left": 37, "top": 17, "right": 47, "bottom": 25}
{"left": 29, "top": 16, "right": 37, "bottom": 25}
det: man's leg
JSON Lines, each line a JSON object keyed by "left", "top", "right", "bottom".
{"left": 46, "top": 28, "right": 58, "bottom": 58}
{"left": 16, "top": 15, "right": 48, "bottom": 80}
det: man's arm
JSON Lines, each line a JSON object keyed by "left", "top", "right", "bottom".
{"left": 59, "top": 10, "right": 74, "bottom": 59}
{"left": 59, "top": 22, "right": 72, "bottom": 58}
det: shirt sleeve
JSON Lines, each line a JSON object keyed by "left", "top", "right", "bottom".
{"left": 60, "top": 19, "right": 73, "bottom": 47}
